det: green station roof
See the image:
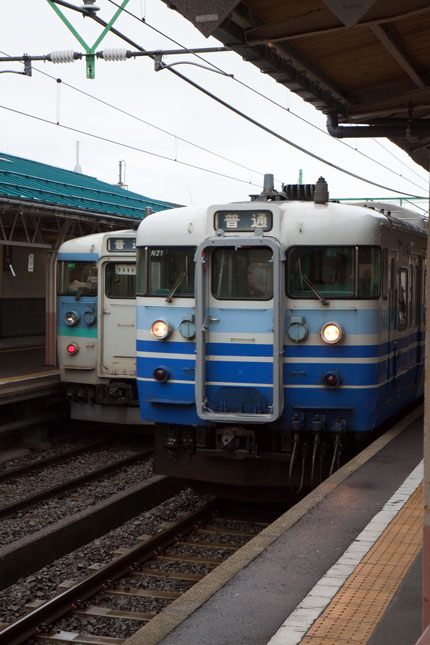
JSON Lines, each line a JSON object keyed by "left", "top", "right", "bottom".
{"left": 0, "top": 152, "right": 178, "bottom": 220}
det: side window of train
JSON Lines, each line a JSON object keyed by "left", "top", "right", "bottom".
{"left": 357, "top": 247, "right": 380, "bottom": 298}
{"left": 105, "top": 262, "right": 136, "bottom": 299}
{"left": 381, "top": 248, "right": 388, "bottom": 300}
{"left": 212, "top": 247, "right": 273, "bottom": 300}
{"left": 412, "top": 261, "right": 420, "bottom": 327}
{"left": 136, "top": 247, "right": 147, "bottom": 295}
{"left": 398, "top": 268, "right": 408, "bottom": 330}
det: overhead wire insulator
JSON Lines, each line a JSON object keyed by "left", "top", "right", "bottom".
{"left": 101, "top": 48, "right": 128, "bottom": 61}
{"left": 50, "top": 50, "right": 76, "bottom": 64}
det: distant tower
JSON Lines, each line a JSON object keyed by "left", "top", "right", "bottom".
{"left": 117, "top": 159, "right": 127, "bottom": 189}
{"left": 74, "top": 141, "right": 82, "bottom": 174}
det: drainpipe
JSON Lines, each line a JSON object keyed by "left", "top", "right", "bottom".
{"left": 327, "top": 113, "right": 430, "bottom": 138}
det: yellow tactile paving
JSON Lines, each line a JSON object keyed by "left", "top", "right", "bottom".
{"left": 301, "top": 484, "right": 422, "bottom": 645}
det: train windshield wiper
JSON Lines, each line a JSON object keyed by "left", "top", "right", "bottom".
{"left": 301, "top": 273, "right": 329, "bottom": 306}
{"left": 166, "top": 271, "right": 187, "bottom": 302}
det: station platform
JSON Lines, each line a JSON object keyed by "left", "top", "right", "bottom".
{"left": 0, "top": 346, "right": 60, "bottom": 406}
{"left": 124, "top": 405, "right": 425, "bottom": 645}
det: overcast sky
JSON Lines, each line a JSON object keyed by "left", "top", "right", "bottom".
{"left": 1, "top": 0, "right": 428, "bottom": 211}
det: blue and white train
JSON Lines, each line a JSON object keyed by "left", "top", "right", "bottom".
{"left": 135, "top": 176, "right": 426, "bottom": 496}
{"left": 57, "top": 229, "right": 142, "bottom": 424}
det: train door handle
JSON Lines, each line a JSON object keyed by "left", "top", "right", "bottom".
{"left": 103, "top": 310, "right": 111, "bottom": 314}
{"left": 208, "top": 316, "right": 219, "bottom": 323}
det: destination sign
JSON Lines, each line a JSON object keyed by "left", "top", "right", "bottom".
{"left": 107, "top": 237, "right": 136, "bottom": 252}
{"left": 214, "top": 210, "right": 272, "bottom": 232}
{"left": 115, "top": 264, "right": 136, "bottom": 275}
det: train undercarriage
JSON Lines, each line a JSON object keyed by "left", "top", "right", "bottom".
{"left": 153, "top": 422, "right": 371, "bottom": 502}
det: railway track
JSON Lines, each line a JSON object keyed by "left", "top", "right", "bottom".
{"left": 0, "top": 448, "right": 152, "bottom": 520}
{"left": 0, "top": 440, "right": 106, "bottom": 482}
{"left": 0, "top": 438, "right": 183, "bottom": 590}
{"left": 0, "top": 499, "right": 271, "bottom": 644}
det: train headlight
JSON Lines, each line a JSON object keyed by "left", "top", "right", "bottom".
{"left": 64, "top": 310, "right": 80, "bottom": 326}
{"left": 150, "top": 319, "right": 172, "bottom": 340}
{"left": 67, "top": 342, "right": 79, "bottom": 355}
{"left": 321, "top": 322, "right": 343, "bottom": 344}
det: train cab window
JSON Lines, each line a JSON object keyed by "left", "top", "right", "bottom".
{"left": 59, "top": 261, "right": 98, "bottom": 296}
{"left": 140, "top": 246, "right": 195, "bottom": 297}
{"left": 212, "top": 247, "right": 273, "bottom": 300}
{"left": 288, "top": 246, "right": 380, "bottom": 299}
{"left": 105, "top": 262, "right": 136, "bottom": 299}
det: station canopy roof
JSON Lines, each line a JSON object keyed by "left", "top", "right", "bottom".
{"left": 165, "top": 0, "right": 430, "bottom": 172}
{"left": 0, "top": 152, "right": 178, "bottom": 222}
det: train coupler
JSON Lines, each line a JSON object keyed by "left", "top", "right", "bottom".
{"left": 164, "top": 427, "right": 181, "bottom": 454}
{"left": 216, "top": 427, "right": 257, "bottom": 457}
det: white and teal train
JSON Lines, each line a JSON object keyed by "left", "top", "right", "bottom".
{"left": 135, "top": 176, "right": 426, "bottom": 497}
{"left": 57, "top": 230, "right": 141, "bottom": 424}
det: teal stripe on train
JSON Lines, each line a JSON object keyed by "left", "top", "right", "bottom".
{"left": 57, "top": 327, "right": 98, "bottom": 338}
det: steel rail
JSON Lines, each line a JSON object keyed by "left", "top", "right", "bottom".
{"left": 0, "top": 498, "right": 218, "bottom": 645}
{"left": 0, "top": 449, "right": 152, "bottom": 520}
{"left": 0, "top": 440, "right": 106, "bottom": 483}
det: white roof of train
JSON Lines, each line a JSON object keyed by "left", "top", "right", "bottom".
{"left": 137, "top": 199, "right": 426, "bottom": 248}
{"left": 58, "top": 229, "right": 135, "bottom": 255}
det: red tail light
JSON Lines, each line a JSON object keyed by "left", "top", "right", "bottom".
{"left": 323, "top": 372, "right": 338, "bottom": 388}
{"left": 153, "top": 367, "right": 170, "bottom": 383}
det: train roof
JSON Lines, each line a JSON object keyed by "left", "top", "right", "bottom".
{"left": 137, "top": 179, "right": 427, "bottom": 248}
{"left": 58, "top": 229, "right": 135, "bottom": 257}
{"left": 350, "top": 201, "right": 427, "bottom": 233}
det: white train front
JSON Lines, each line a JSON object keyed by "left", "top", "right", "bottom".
{"left": 57, "top": 230, "right": 141, "bottom": 424}
{"left": 135, "top": 177, "right": 426, "bottom": 495}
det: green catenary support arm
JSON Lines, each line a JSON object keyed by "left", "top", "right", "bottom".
{"left": 46, "top": 0, "right": 130, "bottom": 78}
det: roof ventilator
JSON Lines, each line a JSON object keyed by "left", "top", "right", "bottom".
{"left": 251, "top": 174, "right": 329, "bottom": 203}
{"left": 282, "top": 177, "right": 329, "bottom": 203}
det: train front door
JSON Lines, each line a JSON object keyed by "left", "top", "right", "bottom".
{"left": 195, "top": 236, "right": 284, "bottom": 423}
{"left": 100, "top": 260, "right": 136, "bottom": 378}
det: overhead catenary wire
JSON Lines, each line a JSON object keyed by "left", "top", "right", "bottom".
{"left": 3, "top": 0, "right": 426, "bottom": 197}
{"left": 3, "top": 1, "right": 427, "bottom": 199}
{"left": 0, "top": 51, "right": 426, "bottom": 199}
{"left": 0, "top": 48, "right": 281, "bottom": 188}
{"left": 64, "top": 0, "right": 425, "bottom": 197}
{"left": 107, "top": 0, "right": 429, "bottom": 192}
{"left": 0, "top": 103, "right": 267, "bottom": 188}
{"left": 36, "top": 73, "right": 278, "bottom": 184}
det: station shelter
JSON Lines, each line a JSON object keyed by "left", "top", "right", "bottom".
{"left": 0, "top": 152, "right": 177, "bottom": 365}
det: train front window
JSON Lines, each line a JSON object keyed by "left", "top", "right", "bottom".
{"left": 144, "top": 247, "right": 195, "bottom": 297}
{"left": 212, "top": 247, "right": 273, "bottom": 300}
{"left": 59, "top": 261, "right": 98, "bottom": 296}
{"left": 105, "top": 263, "right": 136, "bottom": 299}
{"left": 288, "top": 246, "right": 380, "bottom": 299}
